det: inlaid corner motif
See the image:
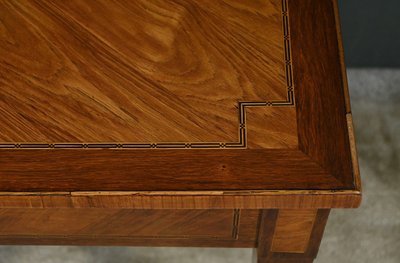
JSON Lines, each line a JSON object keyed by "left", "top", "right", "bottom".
{"left": 1, "top": 0, "right": 294, "bottom": 150}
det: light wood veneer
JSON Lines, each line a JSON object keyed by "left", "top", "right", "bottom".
{"left": 0, "top": 1, "right": 361, "bottom": 262}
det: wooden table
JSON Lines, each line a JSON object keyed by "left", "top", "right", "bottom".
{"left": 0, "top": 0, "right": 361, "bottom": 262}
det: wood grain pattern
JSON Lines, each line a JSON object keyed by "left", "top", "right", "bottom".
{"left": 271, "top": 210, "right": 317, "bottom": 253}
{"left": 0, "top": 190, "right": 361, "bottom": 209}
{"left": 332, "top": 0, "right": 352, "bottom": 114}
{"left": 0, "top": 208, "right": 259, "bottom": 247}
{"left": 303, "top": 210, "right": 330, "bottom": 259}
{"left": 254, "top": 209, "right": 330, "bottom": 263}
{"left": 347, "top": 114, "right": 362, "bottom": 192}
{"left": 0, "top": 0, "right": 361, "bottom": 209}
{"left": 0, "top": 236, "right": 255, "bottom": 248}
{"left": 0, "top": 149, "right": 344, "bottom": 191}
{"left": 255, "top": 210, "right": 279, "bottom": 260}
{"left": 288, "top": 0, "right": 354, "bottom": 186}
{"left": 0, "top": 0, "right": 296, "bottom": 149}
{"left": 0, "top": 209, "right": 237, "bottom": 238}
{"left": 0, "top": 1, "right": 360, "bottom": 260}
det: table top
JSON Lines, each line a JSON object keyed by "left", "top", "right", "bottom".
{"left": 0, "top": 0, "right": 361, "bottom": 208}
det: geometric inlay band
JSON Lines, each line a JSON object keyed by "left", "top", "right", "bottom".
{"left": 0, "top": 0, "right": 294, "bottom": 150}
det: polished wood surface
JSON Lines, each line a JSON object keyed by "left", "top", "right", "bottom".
{"left": 271, "top": 210, "right": 317, "bottom": 253}
{"left": 254, "top": 210, "right": 279, "bottom": 260}
{"left": 0, "top": 208, "right": 259, "bottom": 247}
{"left": 0, "top": 0, "right": 360, "bottom": 202}
{"left": 0, "top": 190, "right": 361, "bottom": 209}
{"left": 0, "top": 1, "right": 360, "bottom": 261}
{"left": 0, "top": 149, "right": 344, "bottom": 191}
{"left": 0, "top": 208, "right": 329, "bottom": 263}
{"left": 254, "top": 209, "right": 330, "bottom": 263}
{"left": 289, "top": 0, "right": 354, "bottom": 187}
{"left": 0, "top": 0, "right": 296, "bottom": 148}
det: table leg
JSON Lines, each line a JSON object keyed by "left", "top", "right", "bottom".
{"left": 253, "top": 209, "right": 330, "bottom": 263}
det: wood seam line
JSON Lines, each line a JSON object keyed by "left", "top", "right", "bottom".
{"left": 0, "top": 189, "right": 362, "bottom": 196}
{"left": 0, "top": 234, "right": 238, "bottom": 241}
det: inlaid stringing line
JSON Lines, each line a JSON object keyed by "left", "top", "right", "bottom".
{"left": 231, "top": 209, "right": 241, "bottom": 240}
{"left": 1, "top": 0, "right": 294, "bottom": 150}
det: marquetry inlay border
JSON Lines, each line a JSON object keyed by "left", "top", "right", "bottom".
{"left": 0, "top": 0, "right": 294, "bottom": 150}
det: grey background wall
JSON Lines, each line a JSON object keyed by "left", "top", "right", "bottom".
{"left": 339, "top": 0, "right": 400, "bottom": 67}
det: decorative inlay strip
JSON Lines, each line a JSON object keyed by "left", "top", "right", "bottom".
{"left": 1, "top": 0, "right": 294, "bottom": 150}
{"left": 232, "top": 209, "right": 241, "bottom": 240}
